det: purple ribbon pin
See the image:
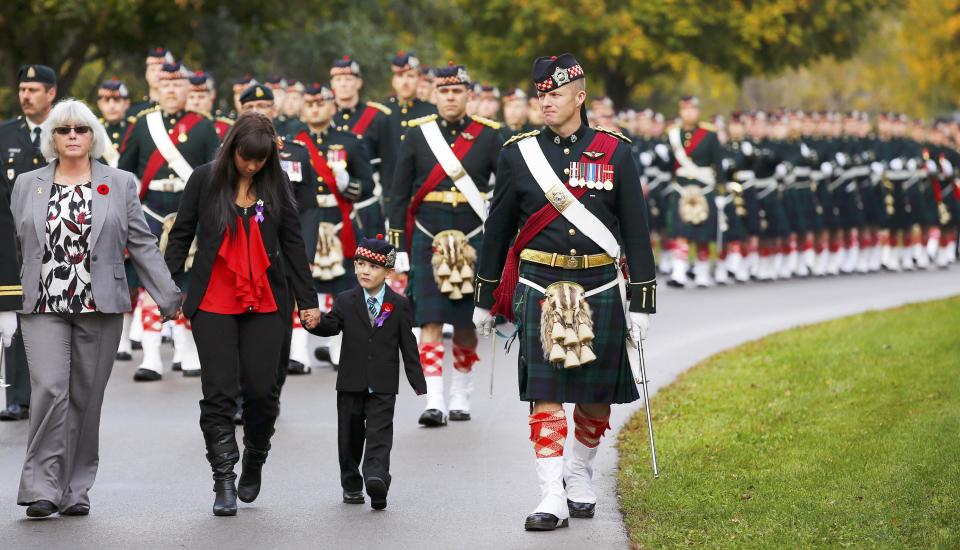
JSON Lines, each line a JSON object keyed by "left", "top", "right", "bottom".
{"left": 374, "top": 302, "right": 394, "bottom": 327}
{"left": 254, "top": 199, "right": 265, "bottom": 223}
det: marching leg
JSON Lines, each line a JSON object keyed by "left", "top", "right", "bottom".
{"left": 116, "top": 313, "right": 134, "bottom": 361}
{"left": 287, "top": 311, "right": 313, "bottom": 375}
{"left": 134, "top": 298, "right": 164, "bottom": 382}
{"left": 179, "top": 317, "right": 201, "bottom": 377}
{"left": 449, "top": 340, "right": 479, "bottom": 421}
{"left": 526, "top": 408, "right": 570, "bottom": 531}
{"left": 417, "top": 341, "right": 447, "bottom": 427}
{"left": 667, "top": 239, "right": 690, "bottom": 288}
{"left": 564, "top": 405, "right": 611, "bottom": 519}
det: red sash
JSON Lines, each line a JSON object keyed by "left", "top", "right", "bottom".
{"left": 673, "top": 126, "right": 708, "bottom": 171}
{"left": 139, "top": 112, "right": 204, "bottom": 198}
{"left": 404, "top": 120, "right": 487, "bottom": 251}
{"left": 490, "top": 131, "right": 620, "bottom": 321}
{"left": 214, "top": 119, "right": 232, "bottom": 141}
{"left": 351, "top": 105, "right": 380, "bottom": 137}
{"left": 295, "top": 130, "right": 357, "bottom": 258}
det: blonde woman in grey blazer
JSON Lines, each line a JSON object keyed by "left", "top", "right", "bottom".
{"left": 10, "top": 99, "right": 181, "bottom": 518}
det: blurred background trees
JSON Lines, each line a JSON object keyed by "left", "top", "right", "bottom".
{"left": 0, "top": 0, "right": 956, "bottom": 118}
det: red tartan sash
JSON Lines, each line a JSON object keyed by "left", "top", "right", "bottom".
{"left": 139, "top": 112, "right": 204, "bottom": 198}
{"left": 351, "top": 105, "right": 380, "bottom": 137}
{"left": 295, "top": 130, "right": 357, "bottom": 258}
{"left": 404, "top": 120, "right": 487, "bottom": 251}
{"left": 490, "top": 131, "right": 620, "bottom": 321}
{"left": 672, "top": 126, "right": 708, "bottom": 171}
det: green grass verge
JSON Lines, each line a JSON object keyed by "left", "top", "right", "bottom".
{"left": 618, "top": 296, "right": 960, "bottom": 549}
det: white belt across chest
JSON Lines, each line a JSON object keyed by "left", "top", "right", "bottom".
{"left": 145, "top": 110, "right": 194, "bottom": 183}
{"left": 420, "top": 120, "right": 487, "bottom": 221}
{"left": 517, "top": 276, "right": 619, "bottom": 298}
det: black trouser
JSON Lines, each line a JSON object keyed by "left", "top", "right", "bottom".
{"left": 337, "top": 391, "right": 396, "bottom": 493}
{"left": 4, "top": 331, "right": 30, "bottom": 408}
{"left": 192, "top": 310, "right": 284, "bottom": 451}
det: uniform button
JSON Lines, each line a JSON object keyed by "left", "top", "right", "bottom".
{"left": 568, "top": 228, "right": 576, "bottom": 236}
{"left": 317, "top": 186, "right": 323, "bottom": 192}
{"left": 401, "top": 121, "right": 407, "bottom": 127}
{"left": 400, "top": 135, "right": 406, "bottom": 141}
{"left": 248, "top": 306, "right": 254, "bottom": 312}
{"left": 401, "top": 108, "right": 408, "bottom": 114}
{"left": 317, "top": 176, "right": 323, "bottom": 182}
{"left": 344, "top": 113, "right": 350, "bottom": 120}
{"left": 112, "top": 132, "right": 119, "bottom": 139}
{"left": 563, "top": 147, "right": 570, "bottom": 155}
{"left": 563, "top": 168, "right": 570, "bottom": 175}
{"left": 92, "top": 255, "right": 98, "bottom": 261}
{"left": 570, "top": 249, "right": 577, "bottom": 255}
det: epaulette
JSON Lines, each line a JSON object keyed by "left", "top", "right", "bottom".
{"left": 699, "top": 121, "right": 717, "bottom": 132}
{"left": 216, "top": 116, "right": 235, "bottom": 126}
{"left": 366, "top": 101, "right": 392, "bottom": 116}
{"left": 289, "top": 138, "right": 308, "bottom": 149}
{"left": 126, "top": 116, "right": 137, "bottom": 124}
{"left": 471, "top": 115, "right": 502, "bottom": 130}
{"left": 136, "top": 105, "right": 161, "bottom": 118}
{"left": 407, "top": 114, "right": 438, "bottom": 128}
{"left": 594, "top": 126, "right": 632, "bottom": 144}
{"left": 502, "top": 130, "right": 541, "bottom": 148}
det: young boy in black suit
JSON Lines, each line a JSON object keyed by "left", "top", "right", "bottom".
{"left": 308, "top": 235, "right": 426, "bottom": 510}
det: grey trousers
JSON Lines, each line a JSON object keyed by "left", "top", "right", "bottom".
{"left": 16, "top": 311, "right": 123, "bottom": 509}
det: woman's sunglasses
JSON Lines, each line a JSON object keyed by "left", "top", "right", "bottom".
{"left": 53, "top": 126, "right": 92, "bottom": 136}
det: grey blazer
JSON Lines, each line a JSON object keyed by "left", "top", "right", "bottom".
{"left": 11, "top": 159, "right": 180, "bottom": 316}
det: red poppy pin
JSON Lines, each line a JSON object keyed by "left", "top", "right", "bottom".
{"left": 97, "top": 184, "right": 109, "bottom": 195}
{"left": 374, "top": 302, "right": 394, "bottom": 328}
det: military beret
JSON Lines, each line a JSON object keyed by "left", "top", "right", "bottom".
{"left": 434, "top": 62, "right": 470, "bottom": 88}
{"left": 98, "top": 78, "right": 129, "bottom": 99}
{"left": 531, "top": 53, "right": 584, "bottom": 93}
{"left": 419, "top": 65, "right": 434, "bottom": 80}
{"left": 18, "top": 64, "right": 56, "bottom": 86}
{"left": 478, "top": 82, "right": 500, "bottom": 98}
{"left": 303, "top": 82, "right": 335, "bottom": 101}
{"left": 239, "top": 84, "right": 274, "bottom": 104}
{"left": 356, "top": 235, "right": 396, "bottom": 269}
{"left": 391, "top": 51, "right": 420, "bottom": 73}
{"left": 189, "top": 71, "right": 213, "bottom": 92}
{"left": 679, "top": 95, "right": 700, "bottom": 107}
{"left": 233, "top": 74, "right": 255, "bottom": 87}
{"left": 158, "top": 63, "right": 187, "bottom": 80}
{"left": 264, "top": 75, "right": 287, "bottom": 89}
{"left": 146, "top": 47, "right": 174, "bottom": 65}
{"left": 502, "top": 88, "right": 527, "bottom": 102}
{"left": 331, "top": 55, "right": 361, "bottom": 77}
{"left": 287, "top": 79, "right": 305, "bottom": 93}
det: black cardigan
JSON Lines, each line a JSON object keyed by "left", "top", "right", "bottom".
{"left": 164, "top": 162, "right": 319, "bottom": 318}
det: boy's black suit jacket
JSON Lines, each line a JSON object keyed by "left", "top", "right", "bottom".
{"left": 309, "top": 284, "right": 426, "bottom": 395}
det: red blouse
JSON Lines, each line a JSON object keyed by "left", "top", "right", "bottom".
{"left": 199, "top": 214, "right": 277, "bottom": 314}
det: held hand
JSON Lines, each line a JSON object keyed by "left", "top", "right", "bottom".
{"left": 629, "top": 312, "right": 650, "bottom": 342}
{"left": 300, "top": 308, "right": 321, "bottom": 330}
{"left": 472, "top": 307, "right": 494, "bottom": 337}
{"left": 393, "top": 252, "right": 410, "bottom": 273}
{"left": 333, "top": 167, "right": 350, "bottom": 192}
{"left": 162, "top": 308, "right": 182, "bottom": 323}
{"left": 0, "top": 311, "right": 18, "bottom": 348}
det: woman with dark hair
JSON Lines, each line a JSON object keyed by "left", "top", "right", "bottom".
{"left": 165, "top": 111, "right": 320, "bottom": 516}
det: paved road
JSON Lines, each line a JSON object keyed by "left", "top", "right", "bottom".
{"left": 2, "top": 267, "right": 958, "bottom": 549}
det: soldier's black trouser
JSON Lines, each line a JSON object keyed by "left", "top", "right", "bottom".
{"left": 4, "top": 332, "right": 30, "bottom": 407}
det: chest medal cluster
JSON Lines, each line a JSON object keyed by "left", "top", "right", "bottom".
{"left": 568, "top": 162, "right": 614, "bottom": 191}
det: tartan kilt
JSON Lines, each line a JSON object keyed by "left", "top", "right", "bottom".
{"left": 355, "top": 197, "right": 386, "bottom": 239}
{"left": 665, "top": 186, "right": 718, "bottom": 243}
{"left": 720, "top": 195, "right": 748, "bottom": 242}
{"left": 815, "top": 180, "right": 839, "bottom": 230}
{"left": 859, "top": 180, "right": 889, "bottom": 226}
{"left": 795, "top": 185, "right": 824, "bottom": 232}
{"left": 513, "top": 261, "right": 640, "bottom": 405}
{"left": 759, "top": 190, "right": 791, "bottom": 238}
{"left": 124, "top": 258, "right": 142, "bottom": 290}
{"left": 408, "top": 211, "right": 482, "bottom": 328}
{"left": 646, "top": 185, "right": 667, "bottom": 232}
{"left": 831, "top": 184, "right": 866, "bottom": 229}
{"left": 782, "top": 187, "right": 808, "bottom": 235}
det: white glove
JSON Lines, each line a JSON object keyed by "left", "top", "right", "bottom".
{"left": 940, "top": 158, "right": 954, "bottom": 177}
{"left": 629, "top": 312, "right": 650, "bottom": 342}
{"left": 907, "top": 158, "right": 918, "bottom": 171}
{"left": 741, "top": 141, "right": 754, "bottom": 156}
{"left": 925, "top": 159, "right": 937, "bottom": 173}
{"left": 0, "top": 311, "right": 17, "bottom": 347}
{"left": 820, "top": 162, "right": 833, "bottom": 176}
{"left": 775, "top": 163, "right": 788, "bottom": 178}
{"left": 473, "top": 307, "right": 494, "bottom": 337}
{"left": 654, "top": 143, "right": 670, "bottom": 161}
{"left": 835, "top": 152, "right": 848, "bottom": 167}
{"left": 890, "top": 158, "right": 904, "bottom": 171}
{"left": 870, "top": 161, "right": 884, "bottom": 176}
{"left": 393, "top": 251, "right": 410, "bottom": 273}
{"left": 333, "top": 166, "right": 350, "bottom": 192}
{"left": 639, "top": 151, "right": 653, "bottom": 167}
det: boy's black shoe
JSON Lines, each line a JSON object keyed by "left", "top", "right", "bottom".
{"left": 343, "top": 491, "right": 365, "bottom": 504}
{"left": 365, "top": 477, "right": 388, "bottom": 510}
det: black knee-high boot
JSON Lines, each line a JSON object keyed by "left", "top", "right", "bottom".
{"left": 205, "top": 428, "right": 240, "bottom": 516}
{"left": 237, "top": 434, "right": 271, "bottom": 503}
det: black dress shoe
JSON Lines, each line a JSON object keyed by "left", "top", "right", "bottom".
{"left": 343, "top": 491, "right": 365, "bottom": 504}
{"left": 115, "top": 351, "right": 132, "bottom": 361}
{"left": 567, "top": 499, "right": 596, "bottom": 518}
{"left": 172, "top": 362, "right": 182, "bottom": 372}
{"left": 666, "top": 279, "right": 685, "bottom": 288}
{"left": 60, "top": 504, "right": 90, "bottom": 516}
{"left": 314, "top": 347, "right": 330, "bottom": 362}
{"left": 287, "top": 360, "right": 312, "bottom": 375}
{"left": 418, "top": 409, "right": 447, "bottom": 427}
{"left": 183, "top": 369, "right": 201, "bottom": 378}
{"left": 365, "top": 477, "right": 388, "bottom": 510}
{"left": 133, "top": 368, "right": 161, "bottom": 382}
{"left": 0, "top": 404, "right": 29, "bottom": 421}
{"left": 26, "top": 500, "right": 58, "bottom": 518}
{"left": 449, "top": 410, "right": 471, "bottom": 422}
{"left": 131, "top": 340, "right": 142, "bottom": 350}
{"left": 524, "top": 512, "right": 569, "bottom": 531}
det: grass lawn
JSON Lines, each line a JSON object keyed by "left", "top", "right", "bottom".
{"left": 618, "top": 296, "right": 960, "bottom": 549}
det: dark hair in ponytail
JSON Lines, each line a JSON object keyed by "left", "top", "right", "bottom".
{"left": 208, "top": 111, "right": 295, "bottom": 235}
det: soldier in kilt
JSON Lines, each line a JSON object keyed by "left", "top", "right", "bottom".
{"left": 664, "top": 96, "right": 723, "bottom": 288}
{"left": 716, "top": 112, "right": 752, "bottom": 283}
{"left": 119, "top": 62, "right": 220, "bottom": 380}
{"left": 387, "top": 63, "right": 501, "bottom": 427}
{"left": 474, "top": 53, "right": 656, "bottom": 532}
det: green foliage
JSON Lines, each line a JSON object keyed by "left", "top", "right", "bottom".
{"left": 618, "top": 297, "right": 960, "bottom": 548}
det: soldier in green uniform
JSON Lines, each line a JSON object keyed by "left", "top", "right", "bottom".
{"left": 716, "top": 111, "right": 752, "bottom": 283}
{"left": 127, "top": 47, "right": 174, "bottom": 118}
{"left": 0, "top": 64, "right": 56, "bottom": 421}
{"left": 291, "top": 82, "right": 374, "bottom": 372}
{"left": 636, "top": 110, "right": 675, "bottom": 277}
{"left": 473, "top": 53, "right": 656, "bottom": 532}
{"left": 119, "top": 62, "right": 220, "bottom": 381}
{"left": 387, "top": 62, "right": 502, "bottom": 428}
{"left": 185, "top": 71, "right": 234, "bottom": 141}
{"left": 665, "top": 95, "right": 724, "bottom": 288}
{"left": 275, "top": 79, "right": 306, "bottom": 138}
{"left": 381, "top": 52, "right": 437, "bottom": 213}
{"left": 330, "top": 55, "right": 392, "bottom": 239}
{"left": 476, "top": 82, "right": 501, "bottom": 121}
{"left": 500, "top": 88, "right": 536, "bottom": 141}
{"left": 228, "top": 75, "right": 257, "bottom": 120}
{"left": 417, "top": 65, "right": 435, "bottom": 104}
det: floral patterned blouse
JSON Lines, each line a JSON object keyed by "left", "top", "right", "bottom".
{"left": 34, "top": 182, "right": 97, "bottom": 313}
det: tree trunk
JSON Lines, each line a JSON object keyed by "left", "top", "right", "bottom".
{"left": 602, "top": 70, "right": 633, "bottom": 109}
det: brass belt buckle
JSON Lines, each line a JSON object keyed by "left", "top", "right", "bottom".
{"left": 163, "top": 182, "right": 174, "bottom": 192}
{"left": 566, "top": 255, "right": 579, "bottom": 269}
{"left": 447, "top": 191, "right": 460, "bottom": 208}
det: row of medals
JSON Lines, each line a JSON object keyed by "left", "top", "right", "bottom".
{"left": 568, "top": 162, "right": 614, "bottom": 191}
